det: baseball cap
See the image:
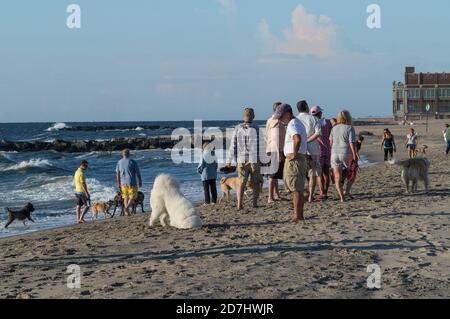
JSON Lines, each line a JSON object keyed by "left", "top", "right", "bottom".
{"left": 273, "top": 103, "right": 293, "bottom": 120}
{"left": 310, "top": 106, "right": 323, "bottom": 115}
{"left": 243, "top": 108, "right": 255, "bottom": 122}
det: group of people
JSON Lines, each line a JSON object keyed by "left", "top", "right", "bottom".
{"left": 73, "top": 149, "right": 142, "bottom": 224}
{"left": 198, "top": 101, "right": 360, "bottom": 223}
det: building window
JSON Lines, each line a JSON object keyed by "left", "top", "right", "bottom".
{"left": 439, "top": 89, "right": 450, "bottom": 98}
{"left": 440, "top": 105, "right": 450, "bottom": 112}
{"left": 396, "top": 90, "right": 403, "bottom": 99}
{"left": 408, "top": 104, "right": 422, "bottom": 113}
{"left": 408, "top": 88, "right": 420, "bottom": 99}
{"left": 423, "top": 88, "right": 435, "bottom": 99}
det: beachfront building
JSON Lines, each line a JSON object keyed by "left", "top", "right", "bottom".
{"left": 393, "top": 66, "right": 450, "bottom": 120}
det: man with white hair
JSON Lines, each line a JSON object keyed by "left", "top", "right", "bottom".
{"left": 116, "top": 148, "right": 142, "bottom": 216}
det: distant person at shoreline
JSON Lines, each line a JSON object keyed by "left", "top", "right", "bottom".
{"left": 226, "top": 108, "right": 262, "bottom": 210}
{"left": 405, "top": 128, "right": 418, "bottom": 158}
{"left": 265, "top": 101, "right": 285, "bottom": 203}
{"left": 330, "top": 110, "right": 359, "bottom": 202}
{"left": 275, "top": 103, "right": 308, "bottom": 222}
{"left": 197, "top": 142, "right": 218, "bottom": 205}
{"left": 297, "top": 100, "right": 322, "bottom": 203}
{"left": 74, "top": 160, "right": 90, "bottom": 224}
{"left": 381, "top": 129, "right": 396, "bottom": 161}
{"left": 444, "top": 124, "right": 450, "bottom": 157}
{"left": 116, "top": 149, "right": 142, "bottom": 216}
{"left": 311, "top": 106, "right": 332, "bottom": 201}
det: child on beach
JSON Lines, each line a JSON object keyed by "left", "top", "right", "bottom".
{"left": 405, "top": 128, "right": 418, "bottom": 158}
{"left": 381, "top": 129, "right": 396, "bottom": 161}
{"left": 198, "top": 142, "right": 218, "bottom": 204}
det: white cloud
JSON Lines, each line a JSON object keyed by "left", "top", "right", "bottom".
{"left": 257, "top": 4, "right": 336, "bottom": 58}
{"left": 216, "top": 0, "right": 235, "bottom": 11}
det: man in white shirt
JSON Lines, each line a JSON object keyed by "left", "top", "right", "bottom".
{"left": 273, "top": 103, "right": 308, "bottom": 222}
{"left": 297, "top": 100, "right": 323, "bottom": 203}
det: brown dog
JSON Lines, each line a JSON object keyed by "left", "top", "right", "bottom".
{"left": 219, "top": 177, "right": 263, "bottom": 204}
{"left": 4, "top": 203, "right": 35, "bottom": 228}
{"left": 91, "top": 200, "right": 114, "bottom": 219}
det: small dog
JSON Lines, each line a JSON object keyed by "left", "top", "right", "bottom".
{"left": 91, "top": 200, "right": 114, "bottom": 219}
{"left": 218, "top": 177, "right": 262, "bottom": 204}
{"left": 112, "top": 191, "right": 145, "bottom": 216}
{"left": 4, "top": 203, "right": 35, "bottom": 229}
{"left": 149, "top": 174, "right": 202, "bottom": 229}
{"left": 389, "top": 158, "right": 430, "bottom": 193}
{"left": 414, "top": 145, "right": 428, "bottom": 157}
{"left": 112, "top": 193, "right": 124, "bottom": 217}
{"left": 133, "top": 191, "right": 145, "bottom": 214}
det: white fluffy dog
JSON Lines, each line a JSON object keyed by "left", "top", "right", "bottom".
{"left": 149, "top": 174, "right": 202, "bottom": 229}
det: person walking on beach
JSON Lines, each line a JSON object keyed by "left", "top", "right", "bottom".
{"left": 444, "top": 124, "right": 450, "bottom": 158}
{"left": 381, "top": 129, "right": 396, "bottom": 161}
{"left": 274, "top": 103, "right": 307, "bottom": 222}
{"left": 265, "top": 102, "right": 285, "bottom": 203}
{"left": 297, "top": 100, "right": 322, "bottom": 203}
{"left": 74, "top": 160, "right": 90, "bottom": 224}
{"left": 226, "top": 108, "right": 262, "bottom": 210}
{"left": 116, "top": 149, "right": 142, "bottom": 216}
{"left": 198, "top": 142, "right": 218, "bottom": 205}
{"left": 330, "top": 110, "right": 359, "bottom": 202}
{"left": 405, "top": 128, "right": 418, "bottom": 158}
{"left": 311, "top": 106, "right": 332, "bottom": 201}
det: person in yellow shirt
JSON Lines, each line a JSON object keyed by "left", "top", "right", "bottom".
{"left": 74, "top": 160, "right": 90, "bottom": 224}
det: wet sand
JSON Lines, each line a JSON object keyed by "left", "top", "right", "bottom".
{"left": 1, "top": 120, "right": 449, "bottom": 299}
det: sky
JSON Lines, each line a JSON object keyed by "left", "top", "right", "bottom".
{"left": 1, "top": 0, "right": 450, "bottom": 122}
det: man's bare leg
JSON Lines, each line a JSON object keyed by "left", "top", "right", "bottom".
{"left": 252, "top": 182, "right": 260, "bottom": 208}
{"left": 76, "top": 205, "right": 81, "bottom": 223}
{"left": 308, "top": 175, "right": 316, "bottom": 203}
{"left": 237, "top": 186, "right": 244, "bottom": 210}
{"left": 291, "top": 191, "right": 304, "bottom": 222}
{"left": 268, "top": 178, "right": 276, "bottom": 203}
{"left": 80, "top": 206, "right": 89, "bottom": 222}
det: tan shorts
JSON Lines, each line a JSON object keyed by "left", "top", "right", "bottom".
{"left": 283, "top": 155, "right": 307, "bottom": 193}
{"left": 237, "top": 162, "right": 262, "bottom": 190}
{"left": 307, "top": 155, "right": 322, "bottom": 177}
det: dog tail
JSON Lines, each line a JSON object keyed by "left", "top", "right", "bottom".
{"left": 220, "top": 177, "right": 227, "bottom": 184}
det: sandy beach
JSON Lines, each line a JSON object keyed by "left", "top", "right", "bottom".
{"left": 1, "top": 121, "right": 449, "bottom": 299}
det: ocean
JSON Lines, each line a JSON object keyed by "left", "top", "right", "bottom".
{"left": 0, "top": 121, "right": 248, "bottom": 238}
{"left": 0, "top": 121, "right": 374, "bottom": 238}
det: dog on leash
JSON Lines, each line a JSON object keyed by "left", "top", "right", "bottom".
{"left": 218, "top": 177, "right": 263, "bottom": 204}
{"left": 91, "top": 200, "right": 114, "bottom": 219}
{"left": 4, "top": 203, "right": 35, "bottom": 229}
{"left": 389, "top": 158, "right": 430, "bottom": 193}
{"left": 149, "top": 174, "right": 202, "bottom": 229}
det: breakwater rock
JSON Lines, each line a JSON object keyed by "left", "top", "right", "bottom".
{"left": 0, "top": 137, "right": 181, "bottom": 153}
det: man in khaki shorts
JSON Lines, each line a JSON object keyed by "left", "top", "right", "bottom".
{"left": 227, "top": 108, "right": 262, "bottom": 210}
{"left": 273, "top": 103, "right": 308, "bottom": 222}
{"left": 297, "top": 100, "right": 323, "bottom": 203}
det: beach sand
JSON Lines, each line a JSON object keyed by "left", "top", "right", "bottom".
{"left": 1, "top": 120, "right": 449, "bottom": 299}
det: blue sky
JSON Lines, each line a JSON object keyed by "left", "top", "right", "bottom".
{"left": 1, "top": 0, "right": 449, "bottom": 122}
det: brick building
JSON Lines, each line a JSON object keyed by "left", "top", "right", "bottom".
{"left": 393, "top": 66, "right": 450, "bottom": 120}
